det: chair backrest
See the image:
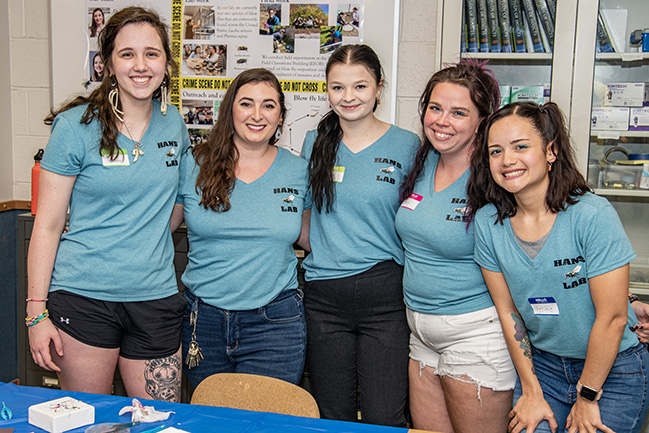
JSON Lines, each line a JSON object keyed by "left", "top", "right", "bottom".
{"left": 190, "top": 373, "right": 320, "bottom": 418}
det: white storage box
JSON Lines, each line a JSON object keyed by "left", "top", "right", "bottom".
{"left": 603, "top": 82, "right": 647, "bottom": 107}
{"left": 28, "top": 397, "right": 94, "bottom": 433}
{"left": 591, "top": 107, "right": 630, "bottom": 130}
{"left": 630, "top": 107, "right": 649, "bottom": 131}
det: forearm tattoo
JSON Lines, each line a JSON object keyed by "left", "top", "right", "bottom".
{"left": 144, "top": 353, "right": 181, "bottom": 401}
{"left": 512, "top": 313, "right": 536, "bottom": 375}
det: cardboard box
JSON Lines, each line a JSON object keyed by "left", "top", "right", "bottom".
{"left": 511, "top": 86, "right": 545, "bottom": 104}
{"left": 28, "top": 397, "right": 94, "bottom": 433}
{"left": 630, "top": 107, "right": 649, "bottom": 131}
{"left": 499, "top": 85, "right": 511, "bottom": 108}
{"left": 603, "top": 82, "right": 647, "bottom": 107}
{"left": 591, "top": 107, "right": 630, "bottom": 130}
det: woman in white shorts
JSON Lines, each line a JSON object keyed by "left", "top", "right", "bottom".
{"left": 395, "top": 60, "right": 516, "bottom": 433}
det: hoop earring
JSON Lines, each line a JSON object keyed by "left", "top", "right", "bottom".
{"left": 160, "top": 79, "right": 168, "bottom": 116}
{"left": 275, "top": 128, "right": 282, "bottom": 141}
{"left": 108, "top": 76, "right": 124, "bottom": 123}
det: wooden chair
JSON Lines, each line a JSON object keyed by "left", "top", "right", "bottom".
{"left": 189, "top": 373, "right": 320, "bottom": 418}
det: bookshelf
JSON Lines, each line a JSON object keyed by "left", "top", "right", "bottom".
{"left": 437, "top": 0, "right": 649, "bottom": 295}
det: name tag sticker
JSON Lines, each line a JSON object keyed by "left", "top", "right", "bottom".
{"left": 101, "top": 148, "right": 130, "bottom": 167}
{"left": 528, "top": 297, "right": 559, "bottom": 316}
{"left": 400, "top": 193, "right": 423, "bottom": 210}
{"left": 332, "top": 166, "right": 345, "bottom": 182}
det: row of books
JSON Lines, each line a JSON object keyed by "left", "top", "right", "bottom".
{"left": 462, "top": 0, "right": 555, "bottom": 53}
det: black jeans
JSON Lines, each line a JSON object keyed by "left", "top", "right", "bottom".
{"left": 304, "top": 260, "right": 410, "bottom": 427}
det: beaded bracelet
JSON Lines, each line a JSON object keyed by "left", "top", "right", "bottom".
{"left": 26, "top": 298, "right": 48, "bottom": 302}
{"left": 26, "top": 309, "right": 49, "bottom": 327}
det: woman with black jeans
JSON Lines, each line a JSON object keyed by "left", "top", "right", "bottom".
{"left": 300, "top": 44, "right": 419, "bottom": 426}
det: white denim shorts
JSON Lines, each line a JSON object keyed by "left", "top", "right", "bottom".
{"left": 407, "top": 305, "right": 516, "bottom": 392}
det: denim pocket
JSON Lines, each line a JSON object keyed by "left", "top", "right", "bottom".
{"left": 261, "top": 290, "right": 303, "bottom": 323}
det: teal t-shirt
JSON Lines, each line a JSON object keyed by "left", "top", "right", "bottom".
{"left": 177, "top": 146, "right": 307, "bottom": 310}
{"left": 300, "top": 125, "right": 420, "bottom": 281}
{"left": 474, "top": 193, "right": 639, "bottom": 358}
{"left": 395, "top": 153, "right": 494, "bottom": 315}
{"left": 41, "top": 101, "right": 190, "bottom": 301}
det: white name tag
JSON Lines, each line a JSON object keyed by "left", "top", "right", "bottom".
{"left": 528, "top": 297, "right": 559, "bottom": 316}
{"left": 400, "top": 193, "right": 423, "bottom": 210}
{"left": 101, "top": 149, "right": 130, "bottom": 166}
{"left": 332, "top": 166, "right": 345, "bottom": 182}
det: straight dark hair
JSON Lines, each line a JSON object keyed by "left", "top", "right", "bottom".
{"left": 193, "top": 68, "right": 286, "bottom": 212}
{"left": 308, "top": 44, "right": 383, "bottom": 212}
{"left": 466, "top": 102, "right": 591, "bottom": 224}
{"left": 45, "top": 6, "right": 176, "bottom": 159}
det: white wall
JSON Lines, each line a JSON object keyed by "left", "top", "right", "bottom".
{"left": 7, "top": 0, "right": 52, "bottom": 201}
{"left": 3, "top": 0, "right": 439, "bottom": 201}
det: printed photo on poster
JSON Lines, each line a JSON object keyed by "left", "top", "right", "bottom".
{"left": 184, "top": 5, "right": 215, "bottom": 41}
{"left": 260, "top": 4, "right": 283, "bottom": 35}
{"left": 182, "top": 99, "right": 215, "bottom": 126}
{"left": 291, "top": 4, "right": 328, "bottom": 36}
{"left": 89, "top": 51, "right": 104, "bottom": 82}
{"left": 337, "top": 4, "right": 360, "bottom": 36}
{"left": 88, "top": 7, "right": 107, "bottom": 38}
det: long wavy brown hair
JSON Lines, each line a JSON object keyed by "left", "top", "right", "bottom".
{"left": 193, "top": 68, "right": 286, "bottom": 212}
{"left": 45, "top": 6, "right": 176, "bottom": 159}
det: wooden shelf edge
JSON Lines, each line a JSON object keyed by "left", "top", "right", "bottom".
{"left": 0, "top": 200, "right": 31, "bottom": 212}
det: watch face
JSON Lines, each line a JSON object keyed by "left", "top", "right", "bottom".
{"left": 579, "top": 385, "right": 599, "bottom": 401}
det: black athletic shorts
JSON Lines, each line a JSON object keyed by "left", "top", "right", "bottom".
{"left": 48, "top": 290, "right": 186, "bottom": 360}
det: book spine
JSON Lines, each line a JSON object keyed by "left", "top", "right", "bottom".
{"left": 534, "top": 0, "right": 554, "bottom": 50}
{"left": 465, "top": 0, "right": 480, "bottom": 52}
{"left": 486, "top": 0, "right": 501, "bottom": 52}
{"left": 477, "top": 0, "right": 490, "bottom": 52}
{"left": 509, "top": 0, "right": 527, "bottom": 53}
{"left": 461, "top": 22, "right": 467, "bottom": 52}
{"left": 545, "top": 0, "right": 556, "bottom": 21}
{"left": 521, "top": 0, "right": 544, "bottom": 52}
{"left": 596, "top": 12, "right": 614, "bottom": 53}
{"left": 498, "top": 0, "right": 512, "bottom": 52}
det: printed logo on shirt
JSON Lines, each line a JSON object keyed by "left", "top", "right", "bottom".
{"left": 274, "top": 187, "right": 300, "bottom": 213}
{"left": 374, "top": 158, "right": 402, "bottom": 185}
{"left": 553, "top": 256, "right": 587, "bottom": 289}
{"left": 445, "top": 198, "right": 469, "bottom": 223}
{"left": 158, "top": 140, "right": 179, "bottom": 167}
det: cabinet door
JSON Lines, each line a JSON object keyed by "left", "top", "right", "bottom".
{"left": 437, "top": 0, "right": 577, "bottom": 123}
{"left": 576, "top": 0, "right": 649, "bottom": 292}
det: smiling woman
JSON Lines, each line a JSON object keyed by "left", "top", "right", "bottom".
{"left": 28, "top": 6, "right": 189, "bottom": 403}
{"left": 172, "top": 68, "right": 310, "bottom": 390}
{"left": 300, "top": 45, "right": 419, "bottom": 427}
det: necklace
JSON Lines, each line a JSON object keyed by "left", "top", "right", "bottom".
{"left": 122, "top": 120, "right": 147, "bottom": 163}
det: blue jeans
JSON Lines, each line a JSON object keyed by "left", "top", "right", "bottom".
{"left": 181, "top": 289, "right": 306, "bottom": 390}
{"left": 304, "top": 260, "right": 410, "bottom": 427}
{"left": 513, "top": 344, "right": 649, "bottom": 433}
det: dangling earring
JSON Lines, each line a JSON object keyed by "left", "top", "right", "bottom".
{"left": 547, "top": 161, "right": 553, "bottom": 172}
{"left": 275, "top": 127, "right": 282, "bottom": 141}
{"left": 160, "top": 78, "right": 168, "bottom": 116}
{"left": 108, "top": 76, "right": 124, "bottom": 123}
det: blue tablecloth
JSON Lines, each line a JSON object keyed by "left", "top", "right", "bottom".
{"left": 0, "top": 382, "right": 405, "bottom": 432}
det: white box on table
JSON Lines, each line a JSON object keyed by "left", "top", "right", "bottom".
{"left": 28, "top": 397, "right": 94, "bottom": 433}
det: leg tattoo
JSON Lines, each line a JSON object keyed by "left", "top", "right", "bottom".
{"left": 144, "top": 353, "right": 181, "bottom": 401}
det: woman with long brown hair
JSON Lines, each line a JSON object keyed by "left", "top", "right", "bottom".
{"left": 173, "top": 68, "right": 309, "bottom": 389}
{"left": 27, "top": 7, "right": 189, "bottom": 401}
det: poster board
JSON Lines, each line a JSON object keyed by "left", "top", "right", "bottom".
{"left": 50, "top": 0, "right": 400, "bottom": 153}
